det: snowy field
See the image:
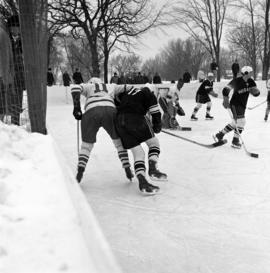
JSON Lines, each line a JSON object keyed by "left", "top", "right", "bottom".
{"left": 46, "top": 81, "right": 270, "bottom": 273}
{"left": 1, "top": 80, "right": 270, "bottom": 273}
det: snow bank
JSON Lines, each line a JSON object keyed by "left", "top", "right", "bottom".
{"left": 0, "top": 122, "right": 121, "bottom": 273}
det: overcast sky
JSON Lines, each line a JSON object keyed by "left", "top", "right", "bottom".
{"left": 134, "top": 25, "right": 189, "bottom": 61}
{"left": 131, "top": 0, "right": 189, "bottom": 60}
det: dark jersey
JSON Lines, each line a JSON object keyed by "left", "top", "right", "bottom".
{"left": 196, "top": 79, "right": 213, "bottom": 96}
{"left": 116, "top": 86, "right": 160, "bottom": 119}
{"left": 223, "top": 77, "right": 258, "bottom": 108}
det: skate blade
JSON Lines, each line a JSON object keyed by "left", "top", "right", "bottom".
{"left": 149, "top": 175, "right": 168, "bottom": 182}
{"left": 140, "top": 188, "right": 160, "bottom": 196}
{"left": 231, "top": 144, "right": 241, "bottom": 149}
{"left": 205, "top": 118, "right": 214, "bottom": 120}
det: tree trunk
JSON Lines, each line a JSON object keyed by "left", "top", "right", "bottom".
{"left": 103, "top": 50, "right": 109, "bottom": 83}
{"left": 19, "top": 0, "right": 47, "bottom": 134}
{"left": 262, "top": 1, "right": 270, "bottom": 80}
{"left": 89, "top": 38, "right": 100, "bottom": 77}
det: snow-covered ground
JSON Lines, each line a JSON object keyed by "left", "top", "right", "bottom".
{"left": 2, "top": 80, "right": 270, "bottom": 273}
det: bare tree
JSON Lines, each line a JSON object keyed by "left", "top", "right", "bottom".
{"left": 48, "top": 0, "right": 173, "bottom": 81}
{"left": 98, "top": 0, "right": 173, "bottom": 82}
{"left": 258, "top": 0, "right": 270, "bottom": 79}
{"left": 174, "top": 0, "right": 232, "bottom": 81}
{"left": 110, "top": 53, "right": 141, "bottom": 77}
{"left": 227, "top": 0, "right": 264, "bottom": 79}
{"left": 19, "top": 0, "right": 48, "bottom": 133}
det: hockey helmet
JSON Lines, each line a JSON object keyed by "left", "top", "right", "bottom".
{"left": 241, "top": 66, "right": 253, "bottom": 75}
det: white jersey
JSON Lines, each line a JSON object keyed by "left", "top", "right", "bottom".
{"left": 71, "top": 83, "right": 116, "bottom": 112}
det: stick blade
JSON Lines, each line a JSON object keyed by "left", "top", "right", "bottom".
{"left": 250, "top": 153, "right": 259, "bottom": 158}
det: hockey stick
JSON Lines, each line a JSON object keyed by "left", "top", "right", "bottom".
{"left": 247, "top": 100, "right": 266, "bottom": 110}
{"left": 161, "top": 129, "right": 227, "bottom": 148}
{"left": 77, "top": 120, "right": 80, "bottom": 155}
{"left": 228, "top": 107, "right": 259, "bottom": 158}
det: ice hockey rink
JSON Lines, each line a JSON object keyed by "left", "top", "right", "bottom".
{"left": 47, "top": 81, "right": 270, "bottom": 273}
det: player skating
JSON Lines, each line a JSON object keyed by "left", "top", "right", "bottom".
{"left": 190, "top": 72, "right": 218, "bottom": 121}
{"left": 214, "top": 66, "right": 260, "bottom": 148}
{"left": 113, "top": 84, "right": 167, "bottom": 195}
{"left": 71, "top": 78, "right": 133, "bottom": 183}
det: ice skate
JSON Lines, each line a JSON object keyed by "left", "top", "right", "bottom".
{"left": 205, "top": 113, "right": 214, "bottom": 120}
{"left": 190, "top": 114, "right": 198, "bottom": 121}
{"left": 125, "top": 167, "right": 134, "bottom": 181}
{"left": 137, "top": 174, "right": 159, "bottom": 195}
{"left": 76, "top": 166, "right": 85, "bottom": 183}
{"left": 231, "top": 137, "right": 241, "bottom": 149}
{"left": 264, "top": 115, "right": 268, "bottom": 122}
{"left": 148, "top": 160, "right": 167, "bottom": 181}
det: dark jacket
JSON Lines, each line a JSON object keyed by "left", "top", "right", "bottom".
{"left": 73, "top": 71, "right": 84, "bottom": 84}
{"left": 63, "top": 72, "right": 71, "bottom": 86}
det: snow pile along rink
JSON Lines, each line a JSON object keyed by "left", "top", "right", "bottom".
{"left": 0, "top": 121, "right": 122, "bottom": 273}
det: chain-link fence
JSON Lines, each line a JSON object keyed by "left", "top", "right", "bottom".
{"left": 0, "top": 0, "right": 47, "bottom": 134}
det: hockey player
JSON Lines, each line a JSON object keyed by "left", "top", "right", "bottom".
{"left": 190, "top": 72, "right": 218, "bottom": 120}
{"left": 214, "top": 66, "right": 260, "bottom": 148}
{"left": 158, "top": 79, "right": 185, "bottom": 129}
{"left": 113, "top": 84, "right": 167, "bottom": 195}
{"left": 264, "top": 80, "right": 270, "bottom": 121}
{"left": 71, "top": 78, "right": 133, "bottom": 183}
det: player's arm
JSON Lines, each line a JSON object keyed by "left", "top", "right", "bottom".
{"left": 249, "top": 80, "right": 260, "bottom": 97}
{"left": 147, "top": 91, "right": 162, "bottom": 133}
{"left": 222, "top": 81, "right": 233, "bottom": 108}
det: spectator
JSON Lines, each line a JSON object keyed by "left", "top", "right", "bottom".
{"left": 183, "top": 70, "right": 192, "bottom": 83}
{"left": 47, "top": 68, "right": 55, "bottom": 86}
{"left": 72, "top": 68, "right": 84, "bottom": 84}
{"left": 231, "top": 59, "right": 240, "bottom": 79}
{"left": 0, "top": 18, "right": 14, "bottom": 122}
{"left": 4, "top": 15, "right": 25, "bottom": 125}
{"left": 143, "top": 73, "right": 149, "bottom": 84}
{"left": 153, "top": 72, "right": 162, "bottom": 84}
{"left": 110, "top": 72, "right": 119, "bottom": 84}
{"left": 210, "top": 59, "right": 218, "bottom": 81}
{"left": 62, "top": 71, "right": 71, "bottom": 86}
{"left": 135, "top": 72, "right": 144, "bottom": 84}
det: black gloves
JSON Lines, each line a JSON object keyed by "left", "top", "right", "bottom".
{"left": 153, "top": 122, "right": 162, "bottom": 133}
{"left": 73, "top": 106, "right": 82, "bottom": 120}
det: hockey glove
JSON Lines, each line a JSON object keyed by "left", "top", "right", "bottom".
{"left": 73, "top": 106, "right": 82, "bottom": 120}
{"left": 222, "top": 97, "right": 230, "bottom": 109}
{"left": 176, "top": 103, "right": 185, "bottom": 116}
{"left": 153, "top": 122, "right": 162, "bottom": 134}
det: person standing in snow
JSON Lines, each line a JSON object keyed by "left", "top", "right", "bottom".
{"left": 264, "top": 80, "right": 270, "bottom": 121}
{"left": 190, "top": 72, "right": 218, "bottom": 121}
{"left": 72, "top": 68, "right": 84, "bottom": 84}
{"left": 214, "top": 66, "right": 260, "bottom": 148}
{"left": 231, "top": 59, "right": 240, "bottom": 79}
{"left": 71, "top": 77, "right": 133, "bottom": 183}
{"left": 112, "top": 84, "right": 167, "bottom": 195}
{"left": 62, "top": 71, "right": 71, "bottom": 87}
